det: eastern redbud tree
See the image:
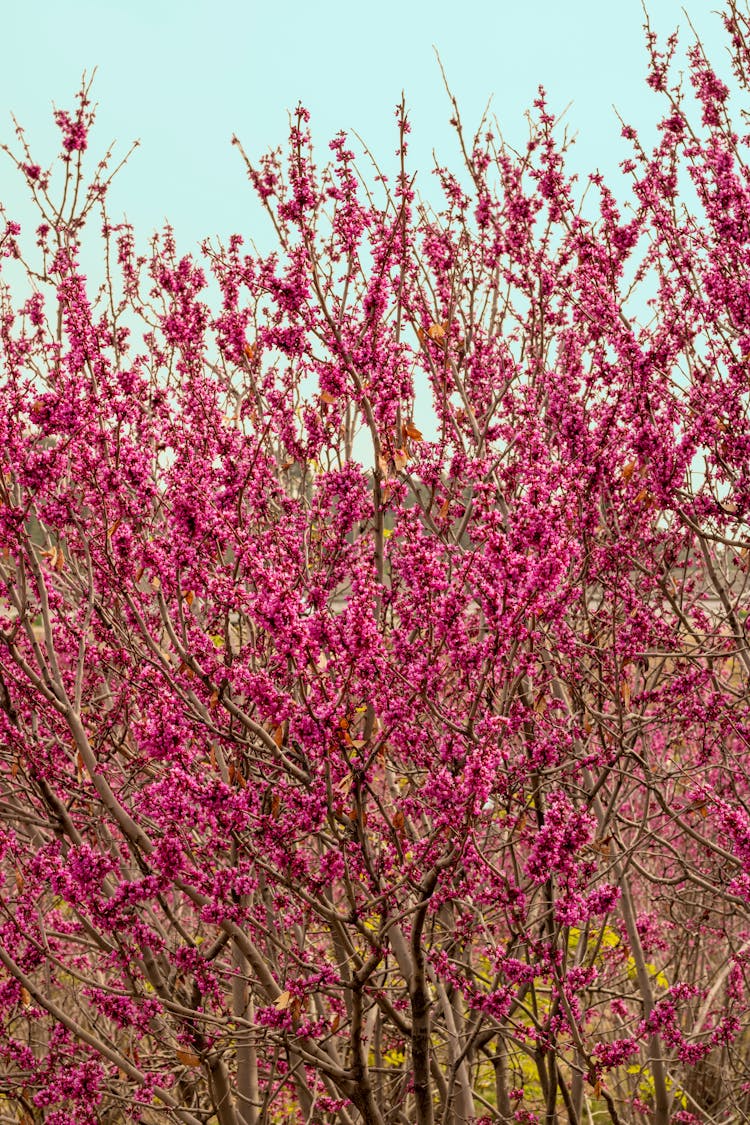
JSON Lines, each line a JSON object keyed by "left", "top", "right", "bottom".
{"left": 3, "top": 5, "right": 750, "bottom": 1125}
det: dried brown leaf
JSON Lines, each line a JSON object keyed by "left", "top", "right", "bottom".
{"left": 176, "top": 1049, "right": 201, "bottom": 1068}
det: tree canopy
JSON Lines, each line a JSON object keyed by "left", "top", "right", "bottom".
{"left": 3, "top": 7, "right": 750, "bottom": 1124}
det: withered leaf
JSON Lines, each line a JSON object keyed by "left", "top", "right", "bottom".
{"left": 176, "top": 1049, "right": 201, "bottom": 1068}
{"left": 335, "top": 773, "right": 354, "bottom": 798}
{"left": 533, "top": 692, "right": 547, "bottom": 716}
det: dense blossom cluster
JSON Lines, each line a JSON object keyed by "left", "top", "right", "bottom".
{"left": 3, "top": 10, "right": 750, "bottom": 1124}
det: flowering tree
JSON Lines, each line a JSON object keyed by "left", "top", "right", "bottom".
{"left": 3, "top": 6, "right": 750, "bottom": 1123}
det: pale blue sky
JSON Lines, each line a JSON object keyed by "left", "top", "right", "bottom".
{"left": 0, "top": 1, "right": 734, "bottom": 252}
